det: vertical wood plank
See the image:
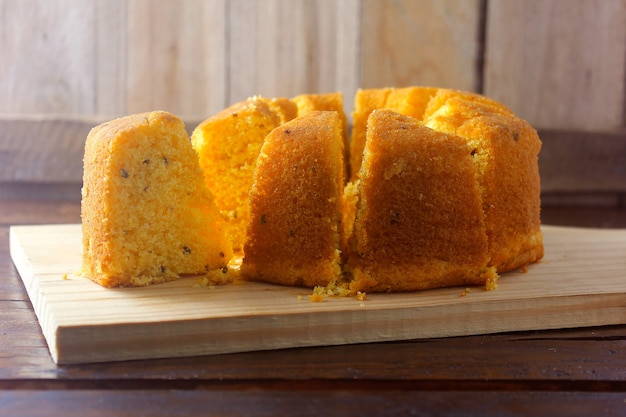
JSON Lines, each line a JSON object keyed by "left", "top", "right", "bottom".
{"left": 484, "top": 0, "right": 626, "bottom": 131}
{"left": 333, "top": 0, "right": 362, "bottom": 113}
{"left": 125, "top": 0, "right": 227, "bottom": 118}
{"left": 226, "top": 0, "right": 260, "bottom": 104}
{"left": 0, "top": 0, "right": 96, "bottom": 114}
{"left": 360, "top": 0, "right": 481, "bottom": 91}
{"left": 203, "top": 0, "right": 229, "bottom": 116}
{"left": 94, "top": 0, "right": 127, "bottom": 117}
{"left": 255, "top": 0, "right": 291, "bottom": 97}
{"left": 227, "top": 0, "right": 361, "bottom": 107}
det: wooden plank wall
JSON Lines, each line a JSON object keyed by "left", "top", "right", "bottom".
{"left": 1, "top": 0, "right": 625, "bottom": 204}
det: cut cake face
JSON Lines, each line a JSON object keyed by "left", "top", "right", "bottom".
{"left": 190, "top": 97, "right": 295, "bottom": 253}
{"left": 81, "top": 111, "right": 232, "bottom": 287}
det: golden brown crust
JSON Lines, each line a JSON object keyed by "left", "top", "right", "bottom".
{"left": 293, "top": 92, "right": 350, "bottom": 178}
{"left": 292, "top": 92, "right": 348, "bottom": 141}
{"left": 349, "top": 88, "right": 393, "bottom": 181}
{"left": 350, "top": 86, "right": 447, "bottom": 181}
{"left": 348, "top": 109, "right": 495, "bottom": 292}
{"left": 191, "top": 97, "right": 288, "bottom": 253}
{"left": 241, "top": 111, "right": 345, "bottom": 287}
{"left": 424, "top": 97, "right": 543, "bottom": 272}
{"left": 346, "top": 87, "right": 543, "bottom": 291}
{"left": 81, "top": 111, "right": 232, "bottom": 288}
{"left": 424, "top": 88, "right": 515, "bottom": 119}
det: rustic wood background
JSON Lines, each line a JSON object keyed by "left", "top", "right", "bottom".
{"left": 1, "top": 0, "right": 625, "bottom": 206}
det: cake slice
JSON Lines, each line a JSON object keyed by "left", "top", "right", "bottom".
{"left": 424, "top": 96, "right": 543, "bottom": 273}
{"left": 348, "top": 109, "right": 497, "bottom": 293}
{"left": 241, "top": 111, "right": 345, "bottom": 288}
{"left": 81, "top": 111, "right": 232, "bottom": 287}
{"left": 191, "top": 96, "right": 297, "bottom": 253}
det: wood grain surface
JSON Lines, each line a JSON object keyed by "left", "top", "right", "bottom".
{"left": 3, "top": 0, "right": 624, "bottom": 128}
{"left": 360, "top": 0, "right": 481, "bottom": 91}
{"left": 9, "top": 223, "right": 626, "bottom": 365}
{"left": 2, "top": 201, "right": 626, "bottom": 416}
{"left": 484, "top": 0, "right": 626, "bottom": 131}
{"left": 2, "top": 390, "right": 626, "bottom": 417}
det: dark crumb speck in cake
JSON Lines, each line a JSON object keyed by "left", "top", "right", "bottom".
{"left": 163, "top": 157, "right": 169, "bottom": 164}
{"left": 121, "top": 168, "right": 129, "bottom": 178}
{"left": 260, "top": 214, "right": 267, "bottom": 225}
{"left": 183, "top": 246, "right": 192, "bottom": 255}
{"left": 221, "top": 266, "right": 228, "bottom": 274}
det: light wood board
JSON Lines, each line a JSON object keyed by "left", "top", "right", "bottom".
{"left": 9, "top": 224, "right": 626, "bottom": 365}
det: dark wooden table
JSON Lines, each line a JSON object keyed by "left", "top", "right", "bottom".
{"left": 2, "top": 198, "right": 626, "bottom": 416}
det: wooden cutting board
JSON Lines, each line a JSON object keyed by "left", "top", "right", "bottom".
{"left": 9, "top": 224, "right": 626, "bottom": 365}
